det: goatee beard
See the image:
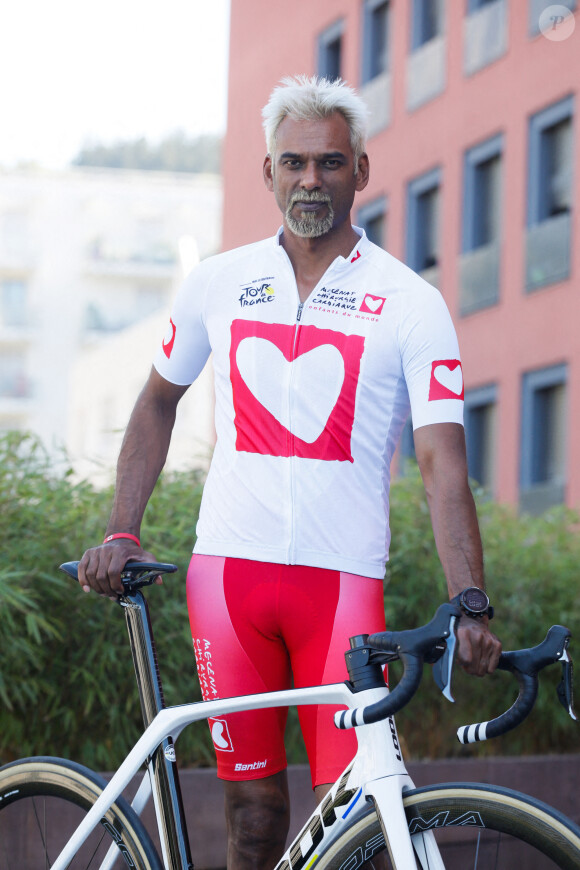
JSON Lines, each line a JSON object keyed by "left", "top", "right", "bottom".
{"left": 285, "top": 192, "right": 334, "bottom": 238}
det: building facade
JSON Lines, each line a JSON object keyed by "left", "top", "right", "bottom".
{"left": 0, "top": 167, "right": 221, "bottom": 479}
{"left": 222, "top": 0, "right": 579, "bottom": 512}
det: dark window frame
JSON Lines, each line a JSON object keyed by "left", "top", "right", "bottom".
{"left": 462, "top": 134, "right": 503, "bottom": 252}
{"left": 527, "top": 95, "right": 574, "bottom": 227}
{"left": 406, "top": 167, "right": 441, "bottom": 272}
{"left": 361, "top": 0, "right": 390, "bottom": 83}
{"left": 358, "top": 196, "right": 388, "bottom": 248}
{"left": 520, "top": 363, "right": 567, "bottom": 493}
{"left": 411, "top": 0, "right": 444, "bottom": 49}
{"left": 464, "top": 384, "right": 497, "bottom": 491}
{"left": 317, "top": 19, "right": 344, "bottom": 81}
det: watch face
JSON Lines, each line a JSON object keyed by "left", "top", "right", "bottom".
{"left": 462, "top": 587, "right": 488, "bottom": 613}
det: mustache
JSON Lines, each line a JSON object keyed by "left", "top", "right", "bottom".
{"left": 288, "top": 191, "right": 332, "bottom": 207}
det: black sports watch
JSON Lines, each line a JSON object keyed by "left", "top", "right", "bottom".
{"left": 451, "top": 586, "right": 494, "bottom": 620}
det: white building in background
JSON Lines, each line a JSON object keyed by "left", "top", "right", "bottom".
{"left": 68, "top": 308, "right": 215, "bottom": 486}
{"left": 0, "top": 166, "right": 221, "bottom": 482}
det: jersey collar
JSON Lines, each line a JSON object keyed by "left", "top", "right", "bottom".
{"left": 273, "top": 225, "right": 369, "bottom": 272}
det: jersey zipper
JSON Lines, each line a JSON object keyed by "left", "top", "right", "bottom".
{"left": 288, "top": 300, "right": 304, "bottom": 563}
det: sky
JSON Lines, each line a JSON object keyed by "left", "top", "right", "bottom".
{"left": 0, "top": 0, "right": 230, "bottom": 170}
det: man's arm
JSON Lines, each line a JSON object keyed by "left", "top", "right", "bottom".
{"left": 78, "top": 367, "right": 189, "bottom": 597}
{"left": 413, "top": 422, "right": 502, "bottom": 676}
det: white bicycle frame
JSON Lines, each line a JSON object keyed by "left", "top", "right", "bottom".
{"left": 51, "top": 680, "right": 444, "bottom": 870}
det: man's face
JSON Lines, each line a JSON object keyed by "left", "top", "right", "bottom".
{"left": 263, "top": 113, "right": 368, "bottom": 239}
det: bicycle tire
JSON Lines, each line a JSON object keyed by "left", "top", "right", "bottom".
{"left": 0, "top": 756, "right": 163, "bottom": 869}
{"left": 313, "top": 782, "right": 580, "bottom": 870}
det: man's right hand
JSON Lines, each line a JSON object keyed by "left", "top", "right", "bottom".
{"left": 78, "top": 542, "right": 159, "bottom": 599}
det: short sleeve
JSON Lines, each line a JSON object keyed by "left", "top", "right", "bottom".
{"left": 153, "top": 265, "right": 212, "bottom": 386}
{"left": 398, "top": 282, "right": 464, "bottom": 431}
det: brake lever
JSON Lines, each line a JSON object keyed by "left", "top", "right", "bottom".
{"left": 557, "top": 642, "right": 577, "bottom": 721}
{"left": 432, "top": 614, "right": 459, "bottom": 702}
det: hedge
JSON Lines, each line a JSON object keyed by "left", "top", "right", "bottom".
{"left": 0, "top": 432, "right": 578, "bottom": 770}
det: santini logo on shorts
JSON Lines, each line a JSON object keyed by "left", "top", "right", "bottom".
{"left": 428, "top": 360, "right": 464, "bottom": 401}
{"left": 235, "top": 760, "right": 268, "bottom": 771}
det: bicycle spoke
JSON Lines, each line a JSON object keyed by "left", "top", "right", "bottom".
{"left": 472, "top": 830, "right": 480, "bottom": 869}
{"left": 492, "top": 830, "right": 502, "bottom": 869}
{"left": 31, "top": 796, "right": 52, "bottom": 867}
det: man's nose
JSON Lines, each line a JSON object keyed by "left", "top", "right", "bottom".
{"left": 300, "top": 160, "right": 322, "bottom": 189}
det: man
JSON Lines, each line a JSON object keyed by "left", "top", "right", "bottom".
{"left": 79, "top": 76, "right": 501, "bottom": 869}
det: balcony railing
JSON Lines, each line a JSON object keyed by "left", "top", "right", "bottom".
{"left": 459, "top": 242, "right": 500, "bottom": 315}
{"left": 360, "top": 72, "right": 391, "bottom": 137}
{"left": 525, "top": 212, "right": 571, "bottom": 292}
{"left": 464, "top": 0, "right": 508, "bottom": 76}
{"left": 85, "top": 239, "right": 178, "bottom": 279}
{"left": 407, "top": 35, "right": 446, "bottom": 112}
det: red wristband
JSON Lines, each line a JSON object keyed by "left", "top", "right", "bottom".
{"left": 103, "top": 533, "right": 141, "bottom": 547}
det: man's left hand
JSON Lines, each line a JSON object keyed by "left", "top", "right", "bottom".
{"left": 455, "top": 617, "right": 502, "bottom": 676}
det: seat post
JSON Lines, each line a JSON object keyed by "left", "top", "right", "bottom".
{"left": 121, "top": 589, "right": 194, "bottom": 870}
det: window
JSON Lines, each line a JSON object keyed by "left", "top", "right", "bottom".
{"left": 398, "top": 418, "right": 416, "bottom": 468}
{"left": 1, "top": 280, "right": 27, "bottom": 327}
{"left": 362, "top": 0, "right": 390, "bottom": 82}
{"left": 137, "top": 285, "right": 166, "bottom": 317}
{"left": 464, "top": 385, "right": 497, "bottom": 492}
{"left": 531, "top": 111, "right": 573, "bottom": 222}
{"left": 459, "top": 135, "right": 502, "bottom": 313}
{"left": 0, "top": 211, "right": 29, "bottom": 257}
{"left": 526, "top": 96, "right": 574, "bottom": 290}
{"left": 318, "top": 20, "right": 343, "bottom": 81}
{"left": 411, "top": 0, "right": 444, "bottom": 49}
{"left": 361, "top": 0, "right": 392, "bottom": 135}
{"left": 463, "top": 136, "right": 502, "bottom": 250}
{"left": 468, "top": 0, "right": 497, "bottom": 9}
{"left": 529, "top": 0, "right": 576, "bottom": 37}
{"left": 0, "top": 349, "right": 29, "bottom": 398}
{"left": 406, "top": 168, "right": 441, "bottom": 277}
{"left": 407, "top": 0, "right": 446, "bottom": 111}
{"left": 520, "top": 364, "right": 567, "bottom": 513}
{"left": 358, "top": 197, "right": 387, "bottom": 248}
{"left": 464, "top": 0, "right": 508, "bottom": 76}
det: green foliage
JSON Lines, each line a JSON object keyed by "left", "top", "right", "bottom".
{"left": 0, "top": 435, "right": 578, "bottom": 772}
{"left": 385, "top": 465, "right": 580, "bottom": 760}
{"left": 0, "top": 431, "right": 212, "bottom": 769}
{"left": 71, "top": 131, "right": 222, "bottom": 174}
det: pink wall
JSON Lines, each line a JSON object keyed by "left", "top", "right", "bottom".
{"left": 223, "top": 0, "right": 580, "bottom": 507}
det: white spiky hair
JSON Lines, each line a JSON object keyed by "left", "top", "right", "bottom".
{"left": 262, "top": 75, "right": 369, "bottom": 166}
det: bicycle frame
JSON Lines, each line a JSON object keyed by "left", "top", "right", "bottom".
{"left": 50, "top": 582, "right": 445, "bottom": 870}
{"left": 51, "top": 680, "right": 446, "bottom": 870}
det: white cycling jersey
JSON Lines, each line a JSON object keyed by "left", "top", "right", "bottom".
{"left": 153, "top": 228, "right": 464, "bottom": 579}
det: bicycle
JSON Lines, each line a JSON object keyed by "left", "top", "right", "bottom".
{"left": 0, "top": 560, "right": 578, "bottom": 869}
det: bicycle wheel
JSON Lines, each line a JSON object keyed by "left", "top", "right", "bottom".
{"left": 0, "top": 756, "right": 163, "bottom": 869}
{"left": 315, "top": 782, "right": 580, "bottom": 869}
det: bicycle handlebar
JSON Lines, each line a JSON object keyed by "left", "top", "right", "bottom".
{"left": 335, "top": 603, "right": 460, "bottom": 729}
{"left": 334, "top": 604, "right": 576, "bottom": 742}
{"left": 457, "top": 624, "right": 576, "bottom": 743}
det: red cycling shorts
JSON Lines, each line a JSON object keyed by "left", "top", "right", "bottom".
{"left": 186, "top": 555, "right": 386, "bottom": 788}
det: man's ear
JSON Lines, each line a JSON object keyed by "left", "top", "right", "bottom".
{"left": 263, "top": 154, "right": 274, "bottom": 191}
{"left": 355, "top": 152, "right": 370, "bottom": 193}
